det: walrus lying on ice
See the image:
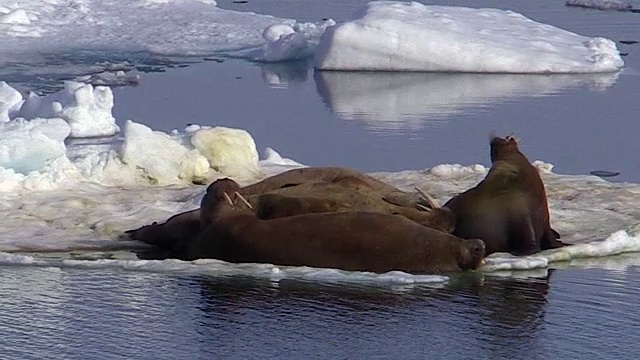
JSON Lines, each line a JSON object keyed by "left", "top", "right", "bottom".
{"left": 200, "top": 171, "right": 455, "bottom": 232}
{"left": 128, "top": 167, "right": 454, "bottom": 251}
{"left": 444, "top": 135, "right": 566, "bottom": 256}
{"left": 186, "top": 178, "right": 485, "bottom": 274}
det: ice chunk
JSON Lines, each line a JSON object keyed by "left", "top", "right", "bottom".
{"left": 18, "top": 82, "right": 120, "bottom": 138}
{"left": 0, "top": 82, "right": 23, "bottom": 122}
{"left": 315, "top": 1, "right": 625, "bottom": 73}
{"left": 0, "top": 117, "right": 70, "bottom": 174}
{"left": 120, "top": 120, "right": 211, "bottom": 185}
{"left": 566, "top": 0, "right": 634, "bottom": 10}
{"left": 191, "top": 126, "right": 262, "bottom": 180}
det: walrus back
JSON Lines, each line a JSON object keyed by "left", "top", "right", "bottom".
{"left": 195, "top": 211, "right": 478, "bottom": 274}
{"left": 253, "top": 182, "right": 454, "bottom": 232}
{"left": 241, "top": 167, "right": 403, "bottom": 197}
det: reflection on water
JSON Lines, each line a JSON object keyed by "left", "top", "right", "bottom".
{"left": 315, "top": 70, "right": 621, "bottom": 131}
{"left": 2, "top": 254, "right": 640, "bottom": 359}
{"left": 260, "top": 60, "right": 311, "bottom": 88}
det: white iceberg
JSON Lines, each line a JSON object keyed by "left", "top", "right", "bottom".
{"left": 315, "top": 1, "right": 625, "bottom": 73}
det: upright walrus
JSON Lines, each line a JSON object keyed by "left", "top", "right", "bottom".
{"left": 188, "top": 178, "right": 486, "bottom": 275}
{"left": 444, "top": 135, "right": 566, "bottom": 256}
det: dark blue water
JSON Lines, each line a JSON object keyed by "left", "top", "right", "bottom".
{"left": 1, "top": 261, "right": 639, "bottom": 359}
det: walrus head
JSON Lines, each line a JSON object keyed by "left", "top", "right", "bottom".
{"left": 457, "top": 238, "right": 486, "bottom": 271}
{"left": 201, "top": 178, "right": 253, "bottom": 225}
{"left": 489, "top": 134, "right": 521, "bottom": 163}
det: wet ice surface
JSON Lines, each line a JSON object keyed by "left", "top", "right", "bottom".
{"left": 1, "top": 158, "right": 640, "bottom": 282}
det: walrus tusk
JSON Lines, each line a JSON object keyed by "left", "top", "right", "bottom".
{"left": 414, "top": 187, "right": 441, "bottom": 209}
{"left": 416, "top": 204, "right": 432, "bottom": 212}
{"left": 223, "top": 192, "right": 235, "bottom": 207}
{"left": 235, "top": 192, "right": 253, "bottom": 209}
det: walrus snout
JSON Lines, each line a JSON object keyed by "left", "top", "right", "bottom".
{"left": 490, "top": 134, "right": 520, "bottom": 162}
{"left": 204, "top": 178, "right": 253, "bottom": 209}
{"left": 459, "top": 238, "right": 486, "bottom": 270}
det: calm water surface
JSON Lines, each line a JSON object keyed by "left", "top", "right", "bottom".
{"left": 3, "top": 0, "right": 640, "bottom": 358}
{"left": 2, "top": 261, "right": 640, "bottom": 359}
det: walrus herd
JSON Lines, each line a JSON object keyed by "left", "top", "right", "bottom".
{"left": 126, "top": 135, "right": 566, "bottom": 274}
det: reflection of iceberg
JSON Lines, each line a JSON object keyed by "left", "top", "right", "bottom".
{"left": 315, "top": 71, "right": 620, "bottom": 130}
{"left": 259, "top": 60, "right": 310, "bottom": 88}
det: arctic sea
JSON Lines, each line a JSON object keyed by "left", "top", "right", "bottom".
{"left": 1, "top": 0, "right": 640, "bottom": 358}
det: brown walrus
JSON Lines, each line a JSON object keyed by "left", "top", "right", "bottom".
{"left": 187, "top": 178, "right": 486, "bottom": 275}
{"left": 129, "top": 167, "right": 453, "bottom": 252}
{"left": 200, "top": 175, "right": 455, "bottom": 232}
{"left": 241, "top": 167, "right": 428, "bottom": 208}
{"left": 125, "top": 210, "right": 202, "bottom": 259}
{"left": 444, "top": 135, "right": 566, "bottom": 256}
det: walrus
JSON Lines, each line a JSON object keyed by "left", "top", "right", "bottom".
{"left": 125, "top": 210, "right": 202, "bottom": 259}
{"left": 200, "top": 176, "right": 455, "bottom": 232}
{"left": 187, "top": 178, "right": 486, "bottom": 275}
{"left": 444, "top": 135, "right": 566, "bottom": 256}
{"left": 241, "top": 167, "right": 434, "bottom": 210}
{"left": 128, "top": 166, "right": 453, "bottom": 251}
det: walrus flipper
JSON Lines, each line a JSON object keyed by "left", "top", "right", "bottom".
{"left": 541, "top": 228, "right": 568, "bottom": 250}
{"left": 382, "top": 192, "right": 433, "bottom": 210}
{"left": 125, "top": 210, "right": 202, "bottom": 250}
{"left": 507, "top": 217, "right": 540, "bottom": 256}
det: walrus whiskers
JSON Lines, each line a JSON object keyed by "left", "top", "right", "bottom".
{"left": 223, "top": 192, "right": 235, "bottom": 207}
{"left": 235, "top": 192, "right": 253, "bottom": 209}
{"left": 415, "top": 187, "right": 440, "bottom": 209}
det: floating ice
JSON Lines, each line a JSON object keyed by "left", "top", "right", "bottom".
{"left": 0, "top": 254, "right": 448, "bottom": 286}
{"left": 17, "top": 82, "right": 120, "bottom": 138}
{"left": 315, "top": 1, "right": 625, "bottom": 73}
{"left": 0, "top": 0, "right": 330, "bottom": 87}
{"left": 0, "top": 8, "right": 32, "bottom": 25}
{"left": 0, "top": 81, "right": 23, "bottom": 122}
{"left": 73, "top": 70, "right": 141, "bottom": 88}
{"left": 259, "top": 147, "right": 306, "bottom": 176}
{"left": 0, "top": 77, "right": 290, "bottom": 188}
{"left": 256, "top": 20, "right": 336, "bottom": 62}
{"left": 0, "top": 252, "right": 44, "bottom": 266}
{"left": 566, "top": 0, "right": 635, "bottom": 10}
{"left": 120, "top": 121, "right": 211, "bottom": 185}
{"left": 190, "top": 126, "right": 262, "bottom": 180}
{"left": 0, "top": 82, "right": 289, "bottom": 189}
{"left": 0, "top": 118, "right": 70, "bottom": 174}
{"left": 483, "top": 230, "right": 640, "bottom": 272}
